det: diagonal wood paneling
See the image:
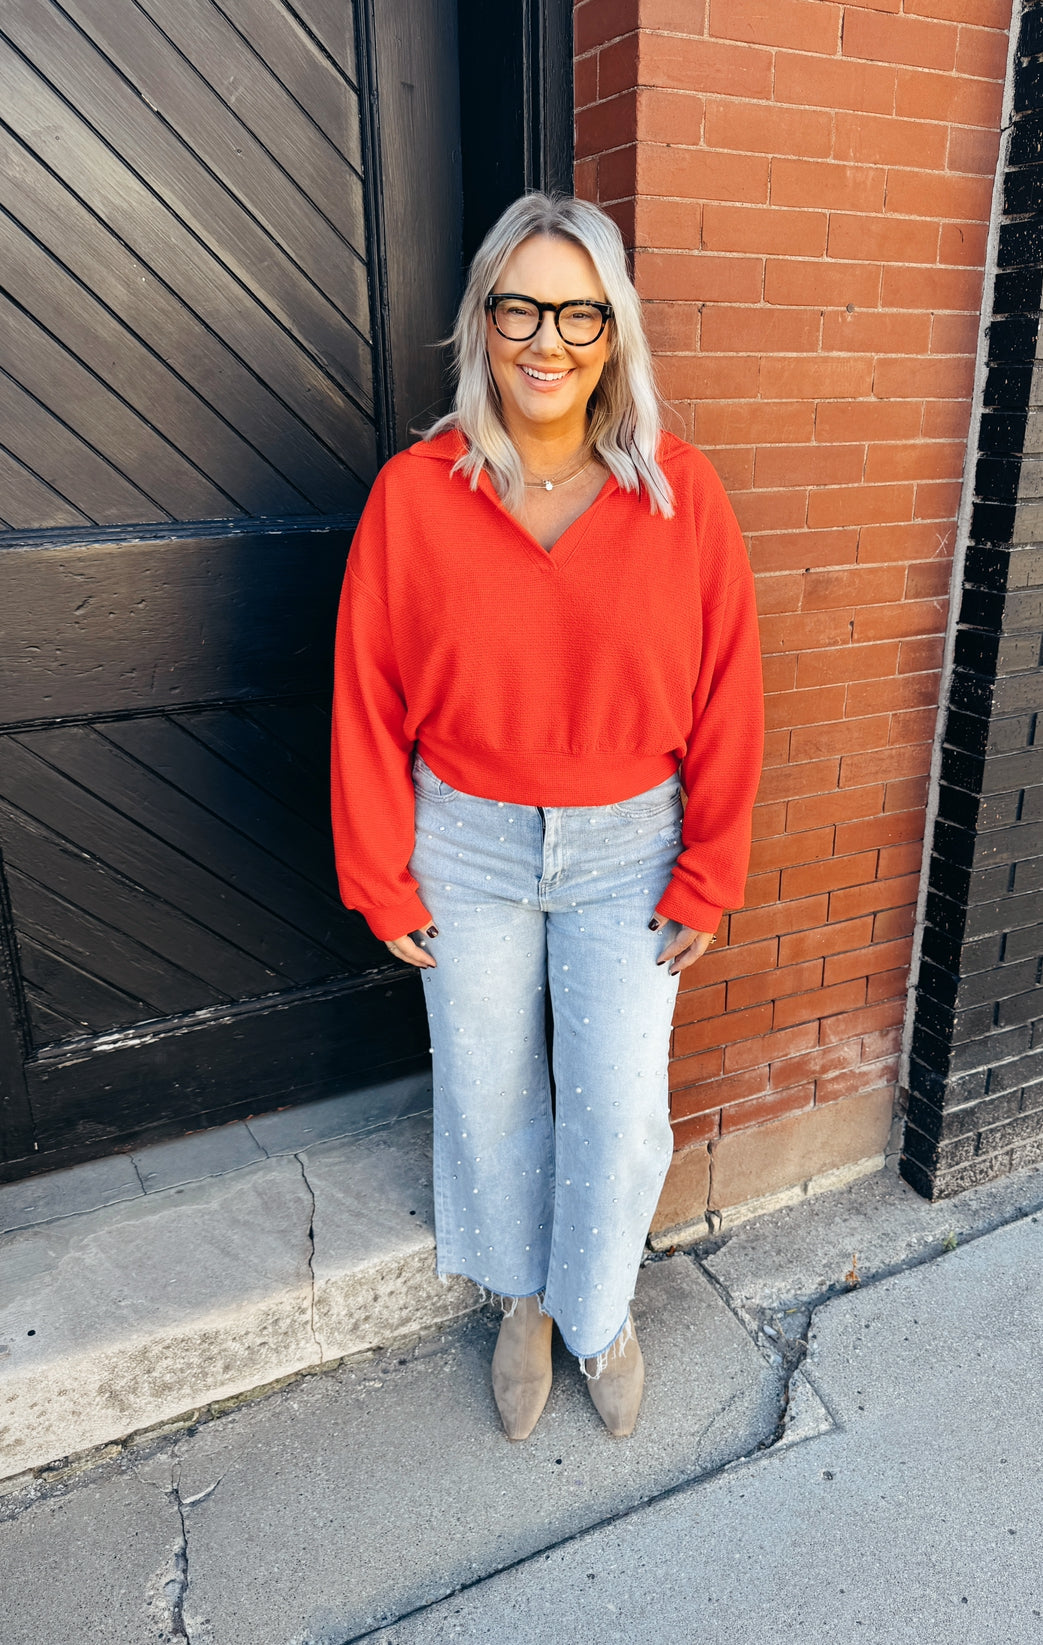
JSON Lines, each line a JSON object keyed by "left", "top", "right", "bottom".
{"left": 0, "top": 797, "right": 285, "bottom": 1001}
{"left": 0, "top": 0, "right": 377, "bottom": 528}
{"left": 212, "top": 0, "right": 362, "bottom": 170}
{"left": 286, "top": 0, "right": 357, "bottom": 84}
{"left": 0, "top": 292, "right": 234, "bottom": 522}
{"left": 0, "top": 196, "right": 308, "bottom": 519}
{"left": 0, "top": 737, "right": 320, "bottom": 990}
{"left": 0, "top": 367, "right": 168, "bottom": 526}
{"left": 0, "top": 444, "right": 90, "bottom": 532}
{"left": 0, "top": 136, "right": 342, "bottom": 514}
{"left": 0, "top": 704, "right": 375, "bottom": 1051}
{"left": 0, "top": 0, "right": 467, "bottom": 1173}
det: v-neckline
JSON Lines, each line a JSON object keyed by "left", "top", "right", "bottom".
{"left": 477, "top": 469, "right": 618, "bottom": 566}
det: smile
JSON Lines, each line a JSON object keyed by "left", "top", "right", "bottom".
{"left": 519, "top": 365, "right": 572, "bottom": 382}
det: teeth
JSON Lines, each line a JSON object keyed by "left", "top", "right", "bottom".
{"left": 521, "top": 366, "right": 568, "bottom": 381}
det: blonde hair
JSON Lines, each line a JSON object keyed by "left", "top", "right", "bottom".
{"left": 426, "top": 192, "right": 673, "bottom": 517}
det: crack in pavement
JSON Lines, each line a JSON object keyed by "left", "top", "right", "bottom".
{"left": 680, "top": 1249, "right": 811, "bottom": 1454}
{"left": 166, "top": 1463, "right": 192, "bottom": 1643}
{"left": 678, "top": 1188, "right": 1043, "bottom": 1452}
{"left": 339, "top": 1381, "right": 823, "bottom": 1645}
{"left": 340, "top": 1267, "right": 827, "bottom": 1645}
{"left": 295, "top": 1152, "right": 324, "bottom": 1364}
{"left": 154, "top": 1453, "right": 222, "bottom": 1644}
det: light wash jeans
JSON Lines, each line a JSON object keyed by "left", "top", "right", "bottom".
{"left": 408, "top": 752, "right": 683, "bottom": 1363}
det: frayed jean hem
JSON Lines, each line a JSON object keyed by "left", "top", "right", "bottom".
{"left": 576, "top": 1309, "right": 635, "bottom": 1381}
{"left": 439, "top": 1266, "right": 634, "bottom": 1380}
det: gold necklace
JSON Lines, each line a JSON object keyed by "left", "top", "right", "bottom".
{"left": 523, "top": 457, "right": 594, "bottom": 492}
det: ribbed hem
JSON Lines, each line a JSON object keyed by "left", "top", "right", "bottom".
{"left": 654, "top": 880, "right": 724, "bottom": 935}
{"left": 360, "top": 890, "right": 433, "bottom": 942}
{"left": 418, "top": 740, "right": 677, "bottom": 808}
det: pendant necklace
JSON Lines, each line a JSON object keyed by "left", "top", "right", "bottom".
{"left": 523, "top": 457, "right": 593, "bottom": 492}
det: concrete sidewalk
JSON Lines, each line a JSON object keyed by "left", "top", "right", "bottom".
{"left": 1, "top": 1148, "right": 1042, "bottom": 1643}
{"left": 372, "top": 1203, "right": 1043, "bottom": 1645}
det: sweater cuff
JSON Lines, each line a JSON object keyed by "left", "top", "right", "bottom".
{"left": 654, "top": 881, "right": 724, "bottom": 934}
{"left": 360, "top": 891, "right": 434, "bottom": 943}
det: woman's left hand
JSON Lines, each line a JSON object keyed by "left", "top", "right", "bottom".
{"left": 649, "top": 917, "right": 716, "bottom": 975}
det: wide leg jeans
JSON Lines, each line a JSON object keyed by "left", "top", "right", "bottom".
{"left": 408, "top": 753, "right": 684, "bottom": 1364}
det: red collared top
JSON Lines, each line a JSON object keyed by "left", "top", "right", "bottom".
{"left": 331, "top": 429, "right": 764, "bottom": 941}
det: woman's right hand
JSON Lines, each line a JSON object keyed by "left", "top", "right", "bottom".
{"left": 384, "top": 926, "right": 438, "bottom": 969}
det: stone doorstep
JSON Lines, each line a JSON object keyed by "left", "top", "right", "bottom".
{"left": 0, "top": 1084, "right": 478, "bottom": 1483}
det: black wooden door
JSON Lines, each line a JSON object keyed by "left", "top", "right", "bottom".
{"left": 0, "top": 0, "right": 464, "bottom": 1177}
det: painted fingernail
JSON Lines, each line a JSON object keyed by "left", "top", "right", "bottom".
{"left": 426, "top": 925, "right": 439, "bottom": 938}
{"left": 648, "top": 917, "right": 661, "bottom": 930}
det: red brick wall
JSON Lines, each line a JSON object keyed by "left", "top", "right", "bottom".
{"left": 573, "top": 0, "right": 1012, "bottom": 1228}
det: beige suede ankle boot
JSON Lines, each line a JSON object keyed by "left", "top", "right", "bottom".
{"left": 584, "top": 1317, "right": 644, "bottom": 1437}
{"left": 491, "top": 1294, "right": 554, "bottom": 1441}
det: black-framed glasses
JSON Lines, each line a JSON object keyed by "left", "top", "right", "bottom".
{"left": 486, "top": 292, "right": 613, "bottom": 346}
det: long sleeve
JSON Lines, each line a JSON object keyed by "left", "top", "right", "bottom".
{"left": 654, "top": 514, "right": 764, "bottom": 934}
{"left": 330, "top": 556, "right": 433, "bottom": 943}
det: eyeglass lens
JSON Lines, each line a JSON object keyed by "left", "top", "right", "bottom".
{"left": 492, "top": 298, "right": 606, "bottom": 345}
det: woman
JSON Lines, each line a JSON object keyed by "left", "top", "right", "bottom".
{"left": 331, "top": 193, "right": 763, "bottom": 1441}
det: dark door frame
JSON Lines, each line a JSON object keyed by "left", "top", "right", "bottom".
{"left": 0, "top": 0, "right": 574, "bottom": 1184}
{"left": 458, "top": 0, "right": 574, "bottom": 268}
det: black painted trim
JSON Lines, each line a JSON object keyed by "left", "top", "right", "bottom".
{"left": 354, "top": 0, "right": 397, "bottom": 466}
{"left": 22, "top": 968, "right": 430, "bottom": 1153}
{"left": 0, "top": 851, "right": 34, "bottom": 1161}
{"left": 531, "top": 0, "right": 575, "bottom": 197}
{"left": 458, "top": 0, "right": 575, "bottom": 268}
{"left": 903, "top": 0, "right": 1043, "bottom": 1200}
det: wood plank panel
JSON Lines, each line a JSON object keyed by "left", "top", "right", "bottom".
{"left": 18, "top": 936, "right": 152, "bottom": 1035}
{"left": 283, "top": 0, "right": 358, "bottom": 86}
{"left": 183, "top": 708, "right": 331, "bottom": 826}
{"left": 23, "top": 993, "right": 82, "bottom": 1044}
{"left": 0, "top": 446, "right": 89, "bottom": 531}
{"left": 66, "top": 0, "right": 368, "bottom": 273}
{"left": 212, "top": 0, "right": 363, "bottom": 170}
{"left": 0, "top": 135, "right": 347, "bottom": 514}
{"left": 16, "top": 728, "right": 358, "bottom": 971}
{"left": 0, "top": 532, "right": 350, "bottom": 727}
{"left": 4, "top": 0, "right": 372, "bottom": 396}
{"left": 0, "top": 40, "right": 377, "bottom": 500}
{"left": 101, "top": 718, "right": 337, "bottom": 895}
{"left": 0, "top": 200, "right": 311, "bottom": 519}
{"left": 131, "top": 0, "right": 365, "bottom": 240}
{"left": 0, "top": 739, "right": 331, "bottom": 984}
{"left": 0, "top": 799, "right": 283, "bottom": 1005}
{"left": 0, "top": 371, "right": 167, "bottom": 527}
{"left": 9, "top": 868, "right": 226, "bottom": 1028}
{"left": 0, "top": 292, "right": 237, "bottom": 523}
